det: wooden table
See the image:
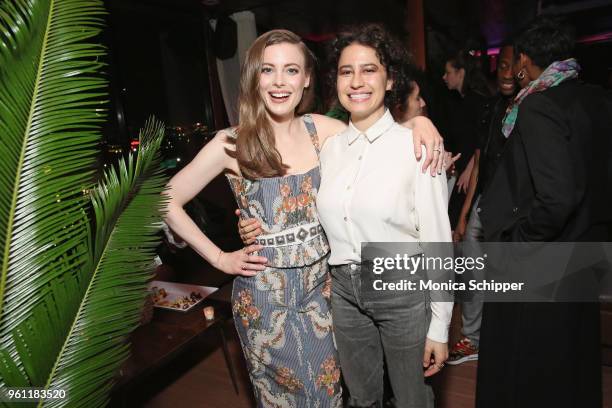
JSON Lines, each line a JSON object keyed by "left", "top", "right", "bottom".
{"left": 112, "top": 297, "right": 239, "bottom": 404}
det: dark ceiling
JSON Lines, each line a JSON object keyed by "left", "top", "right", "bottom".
{"left": 203, "top": 0, "right": 612, "bottom": 45}
{"left": 210, "top": 0, "right": 411, "bottom": 39}
{"left": 121, "top": 0, "right": 612, "bottom": 47}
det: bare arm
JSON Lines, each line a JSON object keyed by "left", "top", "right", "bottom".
{"left": 312, "top": 114, "right": 445, "bottom": 174}
{"left": 165, "top": 131, "right": 266, "bottom": 275}
{"left": 454, "top": 150, "right": 480, "bottom": 242}
{"left": 456, "top": 153, "right": 475, "bottom": 194}
{"left": 401, "top": 116, "right": 445, "bottom": 176}
{"left": 236, "top": 114, "right": 448, "bottom": 244}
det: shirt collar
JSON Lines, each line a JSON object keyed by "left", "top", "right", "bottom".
{"left": 347, "top": 109, "right": 395, "bottom": 145}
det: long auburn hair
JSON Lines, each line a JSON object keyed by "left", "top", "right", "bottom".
{"left": 229, "top": 29, "right": 316, "bottom": 179}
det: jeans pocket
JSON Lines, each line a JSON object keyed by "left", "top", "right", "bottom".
{"left": 360, "top": 266, "right": 420, "bottom": 304}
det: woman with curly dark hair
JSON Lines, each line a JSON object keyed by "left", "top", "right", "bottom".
{"left": 316, "top": 24, "right": 452, "bottom": 407}
{"left": 392, "top": 68, "right": 429, "bottom": 121}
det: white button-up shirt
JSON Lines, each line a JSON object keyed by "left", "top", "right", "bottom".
{"left": 316, "top": 110, "right": 453, "bottom": 342}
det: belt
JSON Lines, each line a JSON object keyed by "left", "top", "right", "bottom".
{"left": 256, "top": 222, "right": 324, "bottom": 247}
{"left": 331, "top": 261, "right": 373, "bottom": 271}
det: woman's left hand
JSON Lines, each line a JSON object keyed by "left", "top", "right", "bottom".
{"left": 423, "top": 338, "right": 448, "bottom": 377}
{"left": 403, "top": 116, "right": 445, "bottom": 176}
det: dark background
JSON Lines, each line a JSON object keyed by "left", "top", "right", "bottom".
{"left": 98, "top": 0, "right": 612, "bottom": 268}
{"left": 101, "top": 0, "right": 612, "bottom": 147}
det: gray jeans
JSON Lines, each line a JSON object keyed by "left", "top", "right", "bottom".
{"left": 330, "top": 263, "right": 434, "bottom": 408}
{"left": 461, "top": 195, "right": 485, "bottom": 347}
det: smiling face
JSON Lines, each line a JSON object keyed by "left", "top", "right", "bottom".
{"left": 497, "top": 45, "right": 516, "bottom": 96}
{"left": 258, "top": 42, "right": 310, "bottom": 120}
{"left": 336, "top": 43, "right": 392, "bottom": 128}
{"left": 443, "top": 62, "right": 465, "bottom": 92}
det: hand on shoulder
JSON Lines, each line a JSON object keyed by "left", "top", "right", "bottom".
{"left": 399, "top": 116, "right": 445, "bottom": 176}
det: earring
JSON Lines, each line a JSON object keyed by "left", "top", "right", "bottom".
{"left": 517, "top": 70, "right": 526, "bottom": 80}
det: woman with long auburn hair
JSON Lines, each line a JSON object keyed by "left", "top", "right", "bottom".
{"left": 166, "top": 28, "right": 443, "bottom": 406}
{"left": 232, "top": 30, "right": 317, "bottom": 179}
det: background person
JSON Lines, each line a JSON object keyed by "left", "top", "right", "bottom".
{"left": 476, "top": 17, "right": 612, "bottom": 408}
{"left": 446, "top": 42, "right": 518, "bottom": 366}
{"left": 441, "top": 50, "right": 490, "bottom": 233}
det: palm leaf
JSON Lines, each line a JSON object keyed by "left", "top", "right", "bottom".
{"left": 0, "top": 0, "right": 107, "bottom": 360}
{"left": 0, "top": 1, "right": 171, "bottom": 405}
{"left": 40, "top": 119, "right": 167, "bottom": 407}
{"left": 0, "top": 119, "right": 167, "bottom": 407}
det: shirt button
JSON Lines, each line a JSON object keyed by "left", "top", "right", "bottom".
{"left": 347, "top": 185, "right": 351, "bottom": 190}
{"left": 353, "top": 248, "right": 357, "bottom": 253}
{"left": 344, "top": 216, "right": 348, "bottom": 221}
{"left": 476, "top": 207, "right": 482, "bottom": 213}
{"left": 358, "top": 155, "right": 363, "bottom": 160}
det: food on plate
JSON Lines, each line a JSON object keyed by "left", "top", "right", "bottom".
{"left": 151, "top": 286, "right": 204, "bottom": 311}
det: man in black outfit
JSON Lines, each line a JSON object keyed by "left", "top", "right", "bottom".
{"left": 447, "top": 42, "right": 518, "bottom": 366}
{"left": 476, "top": 17, "right": 612, "bottom": 408}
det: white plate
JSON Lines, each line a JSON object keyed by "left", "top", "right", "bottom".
{"left": 148, "top": 280, "right": 218, "bottom": 312}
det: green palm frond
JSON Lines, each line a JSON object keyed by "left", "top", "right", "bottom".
{"left": 0, "top": 119, "right": 167, "bottom": 406}
{"left": 41, "top": 119, "right": 167, "bottom": 407}
{"left": 0, "top": 0, "right": 107, "bottom": 356}
{"left": 0, "top": 0, "right": 172, "bottom": 405}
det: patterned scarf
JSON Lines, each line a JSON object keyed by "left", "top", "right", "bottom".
{"left": 502, "top": 58, "right": 580, "bottom": 138}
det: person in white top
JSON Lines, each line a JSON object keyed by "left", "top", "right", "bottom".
{"left": 166, "top": 28, "right": 446, "bottom": 406}
{"left": 316, "top": 24, "right": 452, "bottom": 407}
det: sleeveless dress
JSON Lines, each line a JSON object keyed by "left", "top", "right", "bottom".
{"left": 225, "top": 115, "right": 342, "bottom": 408}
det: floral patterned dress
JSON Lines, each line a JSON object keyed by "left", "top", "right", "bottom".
{"left": 225, "top": 115, "right": 342, "bottom": 408}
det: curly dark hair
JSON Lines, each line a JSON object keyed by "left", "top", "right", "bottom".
{"left": 327, "top": 23, "right": 411, "bottom": 108}
{"left": 394, "top": 64, "right": 426, "bottom": 112}
{"left": 513, "top": 16, "right": 575, "bottom": 69}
